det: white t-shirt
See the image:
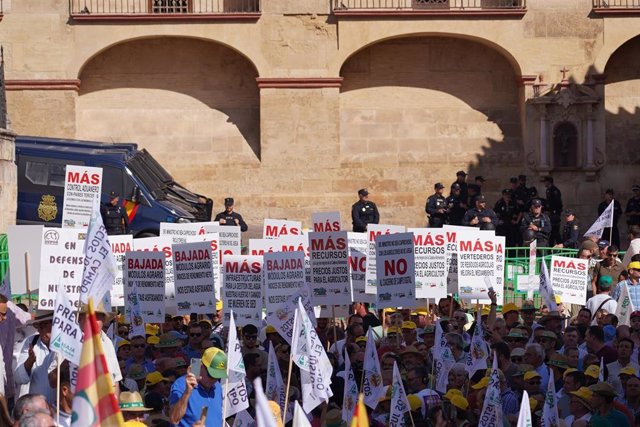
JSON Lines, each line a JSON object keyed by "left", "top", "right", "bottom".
{"left": 585, "top": 293, "right": 617, "bottom": 325}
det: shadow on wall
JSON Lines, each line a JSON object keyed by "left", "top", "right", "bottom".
{"left": 78, "top": 37, "right": 261, "bottom": 160}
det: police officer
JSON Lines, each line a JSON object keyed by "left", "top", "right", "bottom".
{"left": 451, "top": 171, "right": 468, "bottom": 206}
{"left": 351, "top": 188, "right": 380, "bottom": 232}
{"left": 426, "top": 183, "right": 448, "bottom": 227}
{"left": 626, "top": 185, "right": 640, "bottom": 227}
{"left": 554, "top": 209, "right": 580, "bottom": 249}
{"left": 214, "top": 197, "right": 248, "bottom": 232}
{"left": 542, "top": 176, "right": 563, "bottom": 245}
{"left": 100, "top": 191, "right": 129, "bottom": 235}
{"left": 520, "top": 199, "right": 551, "bottom": 247}
{"left": 599, "top": 188, "right": 623, "bottom": 248}
{"left": 446, "top": 183, "right": 466, "bottom": 226}
{"left": 494, "top": 189, "right": 519, "bottom": 247}
{"left": 462, "top": 194, "right": 498, "bottom": 228}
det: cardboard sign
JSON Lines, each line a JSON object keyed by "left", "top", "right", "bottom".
{"left": 408, "top": 228, "right": 448, "bottom": 300}
{"left": 375, "top": 232, "right": 416, "bottom": 309}
{"left": 38, "top": 228, "right": 86, "bottom": 309}
{"left": 365, "top": 224, "right": 406, "bottom": 295}
{"left": 443, "top": 225, "right": 474, "bottom": 295}
{"left": 7, "top": 225, "right": 43, "bottom": 296}
{"left": 549, "top": 256, "right": 589, "bottom": 305}
{"left": 160, "top": 222, "right": 240, "bottom": 257}
{"left": 109, "top": 235, "right": 133, "bottom": 307}
{"left": 312, "top": 212, "right": 342, "bottom": 232}
{"left": 263, "top": 219, "right": 303, "bottom": 239}
{"left": 347, "top": 232, "right": 372, "bottom": 303}
{"left": 457, "top": 233, "right": 505, "bottom": 305}
{"left": 124, "top": 251, "right": 165, "bottom": 323}
{"left": 222, "top": 256, "right": 264, "bottom": 327}
{"left": 62, "top": 165, "right": 103, "bottom": 229}
{"left": 133, "top": 236, "right": 176, "bottom": 309}
{"left": 172, "top": 241, "right": 217, "bottom": 315}
{"left": 308, "top": 231, "right": 351, "bottom": 305}
{"left": 264, "top": 251, "right": 306, "bottom": 314}
{"left": 265, "top": 286, "right": 316, "bottom": 344}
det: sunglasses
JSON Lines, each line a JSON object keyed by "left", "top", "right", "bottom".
{"left": 244, "top": 335, "right": 258, "bottom": 340}
{"left": 511, "top": 357, "right": 523, "bottom": 363}
{"left": 190, "top": 333, "right": 202, "bottom": 337}
{"left": 527, "top": 380, "right": 541, "bottom": 385}
{"left": 607, "top": 253, "right": 618, "bottom": 257}
{"left": 132, "top": 344, "right": 146, "bottom": 349}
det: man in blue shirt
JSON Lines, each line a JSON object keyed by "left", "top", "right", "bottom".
{"left": 169, "top": 347, "right": 228, "bottom": 427}
{"left": 612, "top": 261, "right": 640, "bottom": 309}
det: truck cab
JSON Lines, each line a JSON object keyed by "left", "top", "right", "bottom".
{"left": 15, "top": 136, "right": 212, "bottom": 236}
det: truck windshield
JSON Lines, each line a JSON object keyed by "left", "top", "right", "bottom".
{"left": 126, "top": 149, "right": 173, "bottom": 199}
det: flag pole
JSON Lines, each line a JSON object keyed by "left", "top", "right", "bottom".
{"left": 24, "top": 252, "right": 32, "bottom": 312}
{"left": 331, "top": 305, "right": 338, "bottom": 356}
{"left": 56, "top": 352, "right": 61, "bottom": 426}
{"left": 282, "top": 311, "right": 297, "bottom": 425}
{"left": 222, "top": 378, "right": 228, "bottom": 425}
{"left": 407, "top": 405, "right": 416, "bottom": 427}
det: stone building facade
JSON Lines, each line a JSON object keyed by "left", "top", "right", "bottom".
{"left": 1, "top": 0, "right": 639, "bottom": 235}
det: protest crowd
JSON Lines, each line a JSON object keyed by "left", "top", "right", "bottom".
{"left": 0, "top": 171, "right": 640, "bottom": 427}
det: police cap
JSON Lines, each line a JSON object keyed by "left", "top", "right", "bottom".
{"left": 358, "top": 188, "right": 369, "bottom": 197}
{"left": 531, "top": 199, "right": 542, "bottom": 207}
{"left": 451, "top": 183, "right": 461, "bottom": 190}
{"left": 542, "top": 176, "right": 554, "bottom": 183}
{"left": 434, "top": 182, "right": 445, "bottom": 190}
{"left": 475, "top": 194, "right": 486, "bottom": 203}
{"left": 509, "top": 177, "right": 518, "bottom": 184}
{"left": 224, "top": 197, "right": 234, "bottom": 206}
{"left": 518, "top": 175, "right": 527, "bottom": 181}
{"left": 563, "top": 208, "right": 575, "bottom": 216}
{"left": 456, "top": 170, "right": 467, "bottom": 177}
{"left": 109, "top": 191, "right": 120, "bottom": 199}
{"left": 502, "top": 189, "right": 513, "bottom": 196}
{"left": 475, "top": 176, "right": 485, "bottom": 182}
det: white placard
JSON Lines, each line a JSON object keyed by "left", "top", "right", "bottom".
{"left": 62, "top": 165, "right": 103, "bottom": 229}
{"left": 375, "top": 232, "right": 416, "bottom": 309}
{"left": 124, "top": 251, "right": 165, "bottom": 323}
{"left": 311, "top": 212, "right": 342, "bottom": 232}
{"left": 264, "top": 251, "right": 306, "bottom": 314}
{"left": 133, "top": 236, "right": 176, "bottom": 309}
{"left": 265, "top": 286, "right": 316, "bottom": 344}
{"left": 549, "top": 256, "right": 589, "bottom": 305}
{"left": 160, "top": 222, "right": 241, "bottom": 256}
{"left": 443, "top": 225, "right": 475, "bottom": 295}
{"left": 38, "top": 228, "right": 85, "bottom": 309}
{"left": 347, "top": 232, "right": 372, "bottom": 303}
{"left": 263, "top": 219, "right": 303, "bottom": 239}
{"left": 172, "top": 241, "right": 216, "bottom": 315}
{"left": 457, "top": 233, "right": 505, "bottom": 305}
{"left": 8, "top": 225, "right": 43, "bottom": 296}
{"left": 109, "top": 235, "right": 133, "bottom": 307}
{"left": 408, "top": 228, "right": 448, "bottom": 300}
{"left": 222, "top": 256, "right": 264, "bottom": 327}
{"left": 308, "top": 232, "right": 350, "bottom": 305}
{"left": 51, "top": 287, "right": 82, "bottom": 365}
{"left": 365, "top": 224, "right": 406, "bottom": 296}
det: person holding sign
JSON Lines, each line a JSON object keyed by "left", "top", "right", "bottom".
{"left": 351, "top": 188, "right": 379, "bottom": 232}
{"left": 214, "top": 198, "right": 248, "bottom": 232}
{"left": 100, "top": 191, "right": 130, "bottom": 235}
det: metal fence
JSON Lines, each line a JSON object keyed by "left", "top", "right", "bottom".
{"left": 69, "top": 0, "right": 260, "bottom": 15}
{"left": 593, "top": 0, "right": 640, "bottom": 7}
{"left": 332, "top": 0, "right": 525, "bottom": 11}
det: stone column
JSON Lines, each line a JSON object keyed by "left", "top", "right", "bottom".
{"left": 0, "top": 128, "right": 16, "bottom": 233}
{"left": 539, "top": 106, "right": 549, "bottom": 168}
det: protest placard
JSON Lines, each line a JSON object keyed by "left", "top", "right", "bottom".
{"left": 51, "top": 286, "right": 82, "bottom": 365}
{"left": 172, "top": 241, "right": 216, "bottom": 315}
{"left": 124, "top": 251, "right": 166, "bottom": 323}
{"left": 365, "top": 224, "right": 406, "bottom": 296}
{"left": 375, "top": 232, "right": 416, "bottom": 309}
{"left": 160, "top": 222, "right": 240, "bottom": 257}
{"left": 311, "top": 212, "right": 341, "bottom": 232}
{"left": 549, "top": 256, "right": 588, "bottom": 305}
{"left": 457, "top": 233, "right": 505, "bottom": 304}
{"left": 408, "top": 228, "right": 448, "bottom": 300}
{"left": 263, "top": 219, "right": 303, "bottom": 239}
{"left": 109, "top": 235, "right": 133, "bottom": 307}
{"left": 133, "top": 236, "right": 176, "bottom": 310}
{"left": 250, "top": 236, "right": 311, "bottom": 285}
{"left": 308, "top": 231, "right": 350, "bottom": 305}
{"left": 265, "top": 285, "right": 316, "bottom": 344}
{"left": 443, "top": 225, "right": 474, "bottom": 295}
{"left": 62, "top": 165, "right": 103, "bottom": 229}
{"left": 7, "top": 225, "right": 43, "bottom": 296}
{"left": 38, "top": 228, "right": 86, "bottom": 309}
{"left": 264, "top": 251, "right": 306, "bottom": 314}
{"left": 222, "top": 255, "right": 263, "bottom": 327}
{"left": 347, "top": 232, "right": 372, "bottom": 303}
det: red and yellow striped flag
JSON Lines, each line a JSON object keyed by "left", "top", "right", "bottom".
{"left": 71, "top": 298, "right": 124, "bottom": 427}
{"left": 350, "top": 394, "right": 370, "bottom": 427}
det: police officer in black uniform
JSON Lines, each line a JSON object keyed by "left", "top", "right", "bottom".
{"left": 451, "top": 171, "right": 468, "bottom": 206}
{"left": 426, "top": 183, "right": 448, "bottom": 228}
{"left": 446, "top": 183, "right": 467, "bottom": 226}
{"left": 462, "top": 194, "right": 498, "bottom": 228}
{"left": 351, "top": 188, "right": 380, "bottom": 232}
{"left": 494, "top": 189, "right": 519, "bottom": 247}
{"left": 554, "top": 209, "right": 580, "bottom": 249}
{"left": 100, "top": 191, "right": 130, "bottom": 235}
{"left": 214, "top": 197, "right": 248, "bottom": 232}
{"left": 520, "top": 199, "right": 552, "bottom": 247}
{"left": 543, "top": 176, "right": 563, "bottom": 246}
{"left": 626, "top": 185, "right": 640, "bottom": 227}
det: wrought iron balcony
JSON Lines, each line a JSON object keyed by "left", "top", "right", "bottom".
{"left": 593, "top": 0, "right": 640, "bottom": 13}
{"left": 69, "top": 0, "right": 261, "bottom": 20}
{"left": 331, "top": 0, "right": 526, "bottom": 16}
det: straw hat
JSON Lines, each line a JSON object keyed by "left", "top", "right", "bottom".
{"left": 119, "top": 391, "right": 152, "bottom": 412}
{"left": 27, "top": 310, "right": 54, "bottom": 325}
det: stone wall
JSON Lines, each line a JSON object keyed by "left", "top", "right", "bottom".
{"left": 0, "top": 129, "right": 16, "bottom": 233}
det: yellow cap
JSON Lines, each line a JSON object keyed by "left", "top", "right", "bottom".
{"left": 524, "top": 371, "right": 541, "bottom": 381}
{"left": 450, "top": 395, "right": 469, "bottom": 411}
{"left": 529, "top": 398, "right": 538, "bottom": 411}
{"left": 402, "top": 321, "right": 417, "bottom": 330}
{"left": 481, "top": 307, "right": 491, "bottom": 316}
{"left": 569, "top": 386, "right": 593, "bottom": 405}
{"left": 384, "top": 308, "right": 397, "bottom": 314}
{"left": 117, "top": 339, "right": 131, "bottom": 349}
{"left": 502, "top": 303, "right": 519, "bottom": 314}
{"left": 407, "top": 394, "right": 423, "bottom": 412}
{"left": 145, "top": 324, "right": 160, "bottom": 336}
{"left": 265, "top": 325, "right": 277, "bottom": 334}
{"left": 584, "top": 365, "right": 600, "bottom": 379}
{"left": 628, "top": 261, "right": 640, "bottom": 270}
{"left": 620, "top": 366, "right": 638, "bottom": 376}
{"left": 563, "top": 368, "right": 578, "bottom": 378}
{"left": 145, "top": 371, "right": 169, "bottom": 386}
{"left": 147, "top": 336, "right": 160, "bottom": 345}
{"left": 443, "top": 389, "right": 463, "bottom": 400}
{"left": 415, "top": 307, "right": 429, "bottom": 316}
{"left": 355, "top": 336, "right": 368, "bottom": 343}
{"left": 216, "top": 300, "right": 223, "bottom": 311}
{"left": 471, "top": 377, "right": 489, "bottom": 390}
{"left": 387, "top": 327, "right": 401, "bottom": 335}
{"left": 554, "top": 295, "right": 562, "bottom": 304}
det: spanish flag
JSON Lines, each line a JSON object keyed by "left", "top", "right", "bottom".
{"left": 350, "top": 394, "right": 370, "bottom": 427}
{"left": 71, "top": 299, "right": 124, "bottom": 427}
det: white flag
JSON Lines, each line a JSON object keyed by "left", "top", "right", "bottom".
{"left": 478, "top": 353, "right": 503, "bottom": 427}
{"left": 516, "top": 390, "right": 532, "bottom": 427}
{"left": 434, "top": 320, "right": 456, "bottom": 393}
{"left": 616, "top": 283, "right": 635, "bottom": 327}
{"left": 291, "top": 298, "right": 333, "bottom": 413}
{"left": 266, "top": 343, "right": 288, "bottom": 422}
{"left": 362, "top": 327, "right": 385, "bottom": 409}
{"left": 389, "top": 361, "right": 411, "bottom": 427}
{"left": 127, "top": 282, "right": 145, "bottom": 339}
{"left": 225, "top": 311, "right": 249, "bottom": 417}
{"left": 341, "top": 351, "right": 359, "bottom": 424}
{"left": 80, "top": 208, "right": 117, "bottom": 305}
{"left": 292, "top": 401, "right": 311, "bottom": 427}
{"left": 231, "top": 410, "right": 255, "bottom": 427}
{"left": 253, "top": 378, "right": 278, "bottom": 427}
{"left": 539, "top": 262, "right": 557, "bottom": 312}
{"left": 527, "top": 240, "right": 537, "bottom": 300}
{"left": 541, "top": 370, "right": 558, "bottom": 427}
{"left": 51, "top": 285, "right": 83, "bottom": 365}
{"left": 466, "top": 309, "right": 489, "bottom": 375}
{"left": 584, "top": 200, "right": 614, "bottom": 239}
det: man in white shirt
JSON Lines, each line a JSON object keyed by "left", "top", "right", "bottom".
{"left": 607, "top": 337, "right": 640, "bottom": 395}
{"left": 622, "top": 225, "right": 640, "bottom": 267}
{"left": 585, "top": 276, "right": 617, "bottom": 325}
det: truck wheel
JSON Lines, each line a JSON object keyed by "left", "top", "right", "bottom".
{"left": 136, "top": 232, "right": 158, "bottom": 238}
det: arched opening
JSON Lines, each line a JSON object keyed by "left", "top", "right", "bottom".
{"left": 552, "top": 121, "right": 578, "bottom": 168}
{"left": 339, "top": 36, "right": 522, "bottom": 179}
{"left": 76, "top": 37, "right": 260, "bottom": 194}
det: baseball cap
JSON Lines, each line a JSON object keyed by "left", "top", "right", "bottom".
{"left": 456, "top": 171, "right": 467, "bottom": 177}
{"left": 145, "top": 371, "right": 169, "bottom": 386}
{"left": 597, "top": 239, "right": 610, "bottom": 249}
{"left": 563, "top": 208, "right": 575, "bottom": 216}
{"left": 598, "top": 276, "right": 613, "bottom": 289}
{"left": 620, "top": 366, "right": 638, "bottom": 377}
{"left": 523, "top": 371, "right": 541, "bottom": 381}
{"left": 509, "top": 177, "right": 518, "bottom": 184}
{"left": 520, "top": 300, "right": 536, "bottom": 311}
{"left": 224, "top": 197, "right": 234, "bottom": 206}
{"left": 451, "top": 183, "right": 461, "bottom": 190}
{"left": 450, "top": 395, "right": 469, "bottom": 411}
{"left": 502, "top": 189, "right": 513, "bottom": 195}
{"left": 584, "top": 365, "right": 600, "bottom": 379}
{"left": 471, "top": 377, "right": 489, "bottom": 390}
{"left": 475, "top": 176, "right": 485, "bottom": 182}
{"left": 201, "top": 347, "right": 228, "bottom": 379}
{"left": 434, "top": 182, "right": 445, "bottom": 190}
{"left": 117, "top": 340, "right": 131, "bottom": 349}
{"left": 419, "top": 325, "right": 435, "bottom": 336}
{"left": 511, "top": 348, "right": 525, "bottom": 357}
{"left": 443, "top": 389, "right": 463, "bottom": 400}
{"left": 531, "top": 199, "right": 542, "bottom": 207}
{"left": 109, "top": 191, "right": 120, "bottom": 199}
{"left": 589, "top": 382, "right": 616, "bottom": 397}
{"left": 502, "top": 303, "right": 519, "bottom": 315}
{"left": 387, "top": 326, "right": 401, "bottom": 335}
{"left": 475, "top": 194, "right": 486, "bottom": 203}
{"left": 402, "top": 321, "right": 417, "bottom": 330}
{"left": 569, "top": 387, "right": 593, "bottom": 410}
{"left": 358, "top": 188, "right": 369, "bottom": 196}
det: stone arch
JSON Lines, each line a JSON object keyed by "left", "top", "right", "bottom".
{"left": 76, "top": 37, "right": 261, "bottom": 194}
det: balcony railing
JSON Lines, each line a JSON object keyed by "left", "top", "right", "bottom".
{"left": 69, "top": 0, "right": 260, "bottom": 19}
{"left": 593, "top": 0, "right": 640, "bottom": 12}
{"left": 332, "top": 0, "right": 526, "bottom": 15}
